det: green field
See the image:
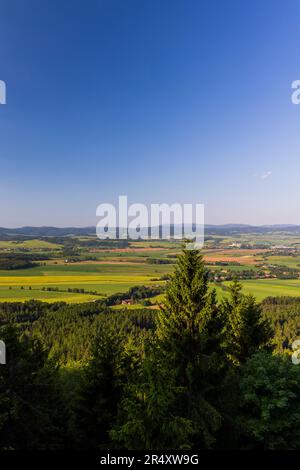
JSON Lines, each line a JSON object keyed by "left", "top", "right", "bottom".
{"left": 209, "top": 264, "right": 260, "bottom": 272}
{"left": 0, "top": 288, "right": 98, "bottom": 303}
{"left": 0, "top": 239, "right": 62, "bottom": 250}
{"left": 0, "top": 262, "right": 172, "bottom": 277}
{"left": 0, "top": 262, "right": 170, "bottom": 302}
{"left": 265, "top": 255, "right": 300, "bottom": 269}
{"left": 223, "top": 279, "right": 300, "bottom": 301}
{"left": 3, "top": 262, "right": 300, "bottom": 304}
{"left": 2, "top": 233, "right": 300, "bottom": 304}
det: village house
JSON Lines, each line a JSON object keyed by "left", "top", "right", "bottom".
{"left": 121, "top": 299, "right": 134, "bottom": 305}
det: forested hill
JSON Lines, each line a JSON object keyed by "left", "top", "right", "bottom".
{"left": 1, "top": 224, "right": 300, "bottom": 238}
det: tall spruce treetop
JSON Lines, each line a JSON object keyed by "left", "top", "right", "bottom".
{"left": 157, "top": 244, "right": 221, "bottom": 358}
{"left": 155, "top": 243, "right": 223, "bottom": 447}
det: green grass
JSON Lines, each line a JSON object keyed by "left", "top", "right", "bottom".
{"left": 209, "top": 264, "right": 260, "bottom": 272}
{"left": 0, "top": 262, "right": 172, "bottom": 277}
{"left": 3, "top": 269, "right": 300, "bottom": 303}
{"left": 223, "top": 279, "right": 300, "bottom": 301}
{"left": 0, "top": 239, "right": 62, "bottom": 250}
{"left": 264, "top": 255, "right": 300, "bottom": 269}
{"left": 0, "top": 287, "right": 99, "bottom": 303}
{"left": 130, "top": 240, "right": 181, "bottom": 249}
{"left": 3, "top": 234, "right": 300, "bottom": 304}
{"left": 0, "top": 261, "right": 168, "bottom": 302}
{"left": 0, "top": 279, "right": 163, "bottom": 302}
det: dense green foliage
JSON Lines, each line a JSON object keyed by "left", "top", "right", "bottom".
{"left": 261, "top": 297, "right": 300, "bottom": 354}
{"left": 0, "top": 255, "right": 38, "bottom": 270}
{"left": 0, "top": 324, "right": 66, "bottom": 449}
{"left": 221, "top": 280, "right": 272, "bottom": 365}
{"left": 105, "top": 285, "right": 164, "bottom": 306}
{"left": 238, "top": 352, "right": 300, "bottom": 449}
{"left": 1, "top": 244, "right": 300, "bottom": 449}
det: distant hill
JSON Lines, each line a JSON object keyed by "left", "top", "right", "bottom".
{"left": 0, "top": 226, "right": 96, "bottom": 238}
{"left": 1, "top": 224, "right": 300, "bottom": 238}
{"left": 204, "top": 224, "right": 300, "bottom": 235}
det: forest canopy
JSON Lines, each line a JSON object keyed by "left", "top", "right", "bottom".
{"left": 1, "top": 245, "right": 300, "bottom": 450}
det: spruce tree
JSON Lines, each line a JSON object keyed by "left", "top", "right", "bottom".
{"left": 74, "top": 317, "right": 125, "bottom": 449}
{"left": 74, "top": 316, "right": 144, "bottom": 449}
{"left": 111, "top": 340, "right": 195, "bottom": 450}
{"left": 157, "top": 245, "right": 223, "bottom": 364}
{"left": 222, "top": 280, "right": 272, "bottom": 366}
{"left": 155, "top": 244, "right": 223, "bottom": 447}
{"left": 0, "top": 323, "right": 65, "bottom": 450}
{"left": 112, "top": 245, "right": 224, "bottom": 449}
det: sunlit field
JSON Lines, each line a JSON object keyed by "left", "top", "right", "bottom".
{"left": 223, "top": 279, "right": 300, "bottom": 301}
{"left": 0, "top": 262, "right": 169, "bottom": 302}
{"left": 1, "top": 234, "right": 300, "bottom": 303}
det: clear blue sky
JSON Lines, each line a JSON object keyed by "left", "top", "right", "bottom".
{"left": 1, "top": 0, "right": 300, "bottom": 226}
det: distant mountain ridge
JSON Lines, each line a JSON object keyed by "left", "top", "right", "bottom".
{"left": 1, "top": 224, "right": 300, "bottom": 238}
{"left": 0, "top": 226, "right": 96, "bottom": 237}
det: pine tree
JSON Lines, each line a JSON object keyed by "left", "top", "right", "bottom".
{"left": 155, "top": 244, "right": 223, "bottom": 448}
{"left": 74, "top": 318, "right": 124, "bottom": 449}
{"left": 112, "top": 245, "right": 223, "bottom": 449}
{"left": 157, "top": 245, "right": 223, "bottom": 364}
{"left": 111, "top": 340, "right": 195, "bottom": 450}
{"left": 0, "top": 323, "right": 66, "bottom": 450}
{"left": 222, "top": 280, "right": 272, "bottom": 366}
{"left": 74, "top": 316, "right": 144, "bottom": 449}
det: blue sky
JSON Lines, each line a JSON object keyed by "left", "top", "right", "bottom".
{"left": 1, "top": 0, "right": 300, "bottom": 226}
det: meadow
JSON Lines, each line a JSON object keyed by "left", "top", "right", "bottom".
{"left": 1, "top": 233, "right": 300, "bottom": 304}
{"left": 264, "top": 255, "right": 300, "bottom": 269}
{"left": 224, "top": 279, "right": 300, "bottom": 301}
{"left": 0, "top": 261, "right": 169, "bottom": 302}
{"left": 0, "top": 239, "right": 62, "bottom": 250}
